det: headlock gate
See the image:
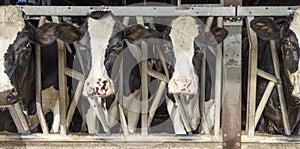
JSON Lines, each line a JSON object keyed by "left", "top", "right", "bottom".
{"left": 1, "top": 1, "right": 300, "bottom": 148}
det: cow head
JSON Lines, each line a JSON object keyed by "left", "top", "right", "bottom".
{"left": 0, "top": 5, "right": 79, "bottom": 114}
{"left": 161, "top": 16, "right": 227, "bottom": 95}
{"left": 250, "top": 10, "right": 300, "bottom": 99}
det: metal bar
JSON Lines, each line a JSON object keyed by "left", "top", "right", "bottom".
{"left": 64, "top": 68, "right": 85, "bottom": 82}
{"left": 8, "top": 105, "right": 26, "bottom": 134}
{"left": 141, "top": 41, "right": 149, "bottom": 136}
{"left": 87, "top": 98, "right": 111, "bottom": 135}
{"left": 237, "top": 6, "right": 296, "bottom": 17}
{"left": 246, "top": 16, "right": 258, "bottom": 137}
{"left": 54, "top": 15, "right": 68, "bottom": 136}
{"left": 17, "top": 6, "right": 236, "bottom": 17}
{"left": 147, "top": 68, "right": 168, "bottom": 83}
{"left": 173, "top": 95, "right": 193, "bottom": 135}
{"left": 147, "top": 81, "right": 166, "bottom": 128}
{"left": 214, "top": 16, "right": 223, "bottom": 139}
{"left": 13, "top": 102, "right": 31, "bottom": 134}
{"left": 269, "top": 40, "right": 291, "bottom": 135}
{"left": 254, "top": 81, "right": 276, "bottom": 127}
{"left": 199, "top": 16, "right": 214, "bottom": 135}
{"left": 66, "top": 81, "right": 83, "bottom": 130}
{"left": 35, "top": 16, "right": 49, "bottom": 134}
{"left": 257, "top": 69, "right": 279, "bottom": 84}
{"left": 222, "top": 19, "right": 242, "bottom": 149}
{"left": 118, "top": 48, "right": 129, "bottom": 137}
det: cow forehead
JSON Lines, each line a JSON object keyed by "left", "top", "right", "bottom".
{"left": 169, "top": 16, "right": 199, "bottom": 61}
{"left": 289, "top": 8, "right": 300, "bottom": 48}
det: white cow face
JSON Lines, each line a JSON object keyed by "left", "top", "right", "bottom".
{"left": 164, "top": 17, "right": 227, "bottom": 95}
{"left": 81, "top": 14, "right": 117, "bottom": 98}
{"left": 166, "top": 17, "right": 201, "bottom": 95}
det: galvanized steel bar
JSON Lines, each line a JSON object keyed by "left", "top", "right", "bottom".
{"left": 17, "top": 6, "right": 236, "bottom": 17}
{"left": 35, "top": 16, "right": 49, "bottom": 134}
{"left": 269, "top": 40, "right": 291, "bottom": 135}
{"left": 254, "top": 81, "right": 276, "bottom": 127}
{"left": 222, "top": 19, "right": 242, "bottom": 149}
{"left": 257, "top": 69, "right": 278, "bottom": 84}
{"left": 214, "top": 16, "right": 223, "bottom": 139}
{"left": 245, "top": 16, "right": 258, "bottom": 137}
{"left": 237, "top": 6, "right": 296, "bottom": 17}
{"left": 141, "top": 41, "right": 149, "bottom": 136}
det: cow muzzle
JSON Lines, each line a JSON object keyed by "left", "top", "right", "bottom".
{"left": 85, "top": 78, "right": 114, "bottom": 98}
{"left": 168, "top": 78, "right": 197, "bottom": 95}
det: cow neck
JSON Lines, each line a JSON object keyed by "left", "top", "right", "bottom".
{"left": 0, "top": 6, "right": 25, "bottom": 92}
{"left": 87, "top": 15, "right": 115, "bottom": 79}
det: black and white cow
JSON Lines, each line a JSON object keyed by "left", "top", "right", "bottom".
{"left": 248, "top": 8, "right": 300, "bottom": 135}
{"left": 55, "top": 11, "right": 163, "bottom": 134}
{"left": 0, "top": 6, "right": 78, "bottom": 133}
{"left": 160, "top": 16, "right": 228, "bottom": 134}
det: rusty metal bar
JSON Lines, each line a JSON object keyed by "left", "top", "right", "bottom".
{"left": 222, "top": 18, "right": 242, "bottom": 149}
{"left": 246, "top": 16, "right": 258, "bottom": 137}
{"left": 269, "top": 40, "right": 291, "bottom": 135}
{"left": 147, "top": 68, "right": 168, "bottom": 83}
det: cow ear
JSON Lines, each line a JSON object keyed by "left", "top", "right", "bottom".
{"left": 123, "top": 24, "right": 148, "bottom": 42}
{"left": 250, "top": 17, "right": 280, "bottom": 40}
{"left": 205, "top": 27, "right": 228, "bottom": 44}
{"left": 54, "top": 23, "right": 81, "bottom": 44}
{"left": 35, "top": 23, "right": 58, "bottom": 45}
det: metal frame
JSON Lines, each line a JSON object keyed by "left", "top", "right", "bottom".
{"left": 1, "top": 4, "right": 300, "bottom": 148}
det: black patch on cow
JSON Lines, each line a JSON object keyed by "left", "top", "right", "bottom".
{"left": 281, "top": 30, "right": 300, "bottom": 74}
{"left": 88, "top": 11, "right": 111, "bottom": 20}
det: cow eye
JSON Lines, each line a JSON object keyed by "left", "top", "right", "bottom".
{"left": 22, "top": 42, "right": 32, "bottom": 49}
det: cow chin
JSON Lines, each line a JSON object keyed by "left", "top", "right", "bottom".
{"left": 292, "top": 85, "right": 300, "bottom": 99}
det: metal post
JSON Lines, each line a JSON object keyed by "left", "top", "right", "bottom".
{"left": 36, "top": 16, "right": 49, "bottom": 134}
{"left": 245, "top": 16, "right": 258, "bottom": 137}
{"left": 214, "top": 16, "right": 223, "bottom": 139}
{"left": 222, "top": 18, "right": 242, "bottom": 149}
{"left": 141, "top": 41, "right": 148, "bottom": 136}
{"left": 53, "top": 16, "right": 67, "bottom": 136}
{"left": 269, "top": 40, "right": 291, "bottom": 135}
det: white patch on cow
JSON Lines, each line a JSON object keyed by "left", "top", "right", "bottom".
{"left": 168, "top": 16, "right": 199, "bottom": 94}
{"left": 82, "top": 15, "right": 116, "bottom": 97}
{"left": 289, "top": 60, "right": 300, "bottom": 98}
{"left": 0, "top": 6, "right": 25, "bottom": 92}
{"left": 289, "top": 8, "right": 300, "bottom": 98}
{"left": 290, "top": 8, "right": 300, "bottom": 47}
{"left": 27, "top": 86, "right": 61, "bottom": 132}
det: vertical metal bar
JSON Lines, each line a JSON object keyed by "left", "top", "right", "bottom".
{"left": 118, "top": 46, "right": 130, "bottom": 136}
{"left": 35, "top": 16, "right": 49, "bottom": 134}
{"left": 270, "top": 40, "right": 291, "bottom": 135}
{"left": 222, "top": 20, "right": 242, "bottom": 149}
{"left": 53, "top": 15, "right": 67, "bottom": 136}
{"left": 214, "top": 16, "right": 223, "bottom": 139}
{"left": 177, "top": 0, "right": 181, "bottom": 6}
{"left": 174, "top": 95, "right": 192, "bottom": 135}
{"left": 245, "top": 16, "right": 258, "bottom": 137}
{"left": 200, "top": 16, "right": 214, "bottom": 134}
{"left": 141, "top": 41, "right": 148, "bottom": 136}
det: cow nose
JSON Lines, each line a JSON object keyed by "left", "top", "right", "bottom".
{"left": 170, "top": 78, "right": 194, "bottom": 94}
{"left": 86, "top": 78, "right": 110, "bottom": 98}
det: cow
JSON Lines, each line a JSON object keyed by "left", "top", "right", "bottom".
{"left": 248, "top": 8, "right": 300, "bottom": 135}
{"left": 51, "top": 11, "right": 166, "bottom": 134}
{"left": 0, "top": 6, "right": 79, "bottom": 133}
{"left": 159, "top": 16, "right": 228, "bottom": 134}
